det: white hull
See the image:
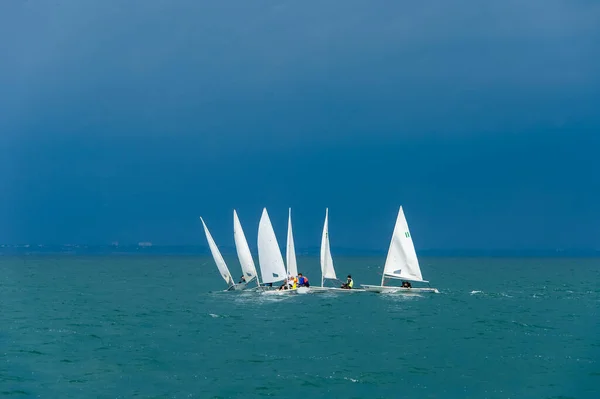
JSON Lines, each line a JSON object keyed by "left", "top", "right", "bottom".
{"left": 361, "top": 285, "right": 439, "bottom": 294}
{"left": 260, "top": 286, "right": 353, "bottom": 295}
{"left": 249, "top": 285, "right": 277, "bottom": 292}
{"left": 222, "top": 285, "right": 372, "bottom": 294}
{"left": 309, "top": 286, "right": 365, "bottom": 293}
{"left": 226, "top": 282, "right": 252, "bottom": 291}
{"left": 262, "top": 288, "right": 299, "bottom": 296}
{"left": 260, "top": 286, "right": 312, "bottom": 295}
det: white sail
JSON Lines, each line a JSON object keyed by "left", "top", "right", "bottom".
{"left": 286, "top": 208, "right": 298, "bottom": 277}
{"left": 233, "top": 210, "right": 259, "bottom": 285}
{"left": 382, "top": 206, "right": 425, "bottom": 282}
{"left": 200, "top": 217, "right": 234, "bottom": 287}
{"left": 257, "top": 208, "right": 287, "bottom": 284}
{"left": 320, "top": 208, "right": 337, "bottom": 284}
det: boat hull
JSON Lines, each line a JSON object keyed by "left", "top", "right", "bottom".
{"left": 261, "top": 288, "right": 299, "bottom": 295}
{"left": 361, "top": 285, "right": 439, "bottom": 294}
{"left": 226, "top": 282, "right": 251, "bottom": 291}
{"left": 259, "top": 286, "right": 363, "bottom": 295}
{"left": 309, "top": 286, "right": 365, "bottom": 293}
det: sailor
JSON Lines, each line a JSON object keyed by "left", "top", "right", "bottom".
{"left": 297, "top": 273, "right": 310, "bottom": 287}
{"left": 341, "top": 275, "right": 353, "bottom": 289}
{"left": 401, "top": 281, "right": 412, "bottom": 288}
{"left": 288, "top": 276, "right": 297, "bottom": 290}
{"left": 238, "top": 275, "right": 246, "bottom": 284}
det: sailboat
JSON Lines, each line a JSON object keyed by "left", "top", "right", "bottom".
{"left": 257, "top": 208, "right": 290, "bottom": 293}
{"left": 286, "top": 208, "right": 298, "bottom": 278}
{"left": 200, "top": 217, "right": 240, "bottom": 291}
{"left": 233, "top": 210, "right": 260, "bottom": 287}
{"left": 286, "top": 208, "right": 311, "bottom": 294}
{"left": 361, "top": 206, "right": 439, "bottom": 293}
{"left": 320, "top": 207, "right": 337, "bottom": 287}
{"left": 311, "top": 208, "right": 363, "bottom": 293}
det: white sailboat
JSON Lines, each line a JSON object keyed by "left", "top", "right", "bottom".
{"left": 361, "top": 206, "right": 439, "bottom": 293}
{"left": 233, "top": 210, "right": 260, "bottom": 287}
{"left": 200, "top": 217, "right": 239, "bottom": 291}
{"left": 257, "top": 208, "right": 288, "bottom": 292}
{"left": 285, "top": 208, "right": 311, "bottom": 294}
{"left": 310, "top": 208, "right": 364, "bottom": 293}
{"left": 320, "top": 208, "right": 337, "bottom": 287}
{"left": 286, "top": 208, "right": 298, "bottom": 278}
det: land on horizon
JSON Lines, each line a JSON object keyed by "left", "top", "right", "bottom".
{"left": 1, "top": 244, "right": 599, "bottom": 257}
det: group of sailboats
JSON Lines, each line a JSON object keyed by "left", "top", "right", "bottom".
{"left": 200, "top": 206, "right": 438, "bottom": 295}
{"left": 200, "top": 211, "right": 260, "bottom": 291}
{"left": 200, "top": 208, "right": 300, "bottom": 293}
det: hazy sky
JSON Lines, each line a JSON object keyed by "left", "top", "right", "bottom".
{"left": 1, "top": 0, "right": 599, "bottom": 250}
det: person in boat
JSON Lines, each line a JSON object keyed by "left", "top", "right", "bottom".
{"left": 401, "top": 281, "right": 412, "bottom": 288}
{"left": 297, "top": 273, "right": 310, "bottom": 287}
{"left": 341, "top": 275, "right": 353, "bottom": 289}
{"left": 238, "top": 275, "right": 246, "bottom": 284}
{"left": 279, "top": 276, "right": 296, "bottom": 290}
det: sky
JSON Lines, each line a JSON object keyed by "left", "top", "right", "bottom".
{"left": 1, "top": 0, "right": 599, "bottom": 251}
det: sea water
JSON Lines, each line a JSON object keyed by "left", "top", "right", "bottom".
{"left": 1, "top": 256, "right": 598, "bottom": 398}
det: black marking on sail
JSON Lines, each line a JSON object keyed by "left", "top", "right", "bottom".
{"left": 393, "top": 269, "right": 402, "bottom": 275}
{"left": 246, "top": 272, "right": 253, "bottom": 277}
{"left": 272, "top": 273, "right": 279, "bottom": 278}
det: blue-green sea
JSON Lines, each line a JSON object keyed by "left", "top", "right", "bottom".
{"left": 1, "top": 256, "right": 598, "bottom": 398}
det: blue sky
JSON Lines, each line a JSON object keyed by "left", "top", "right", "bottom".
{"left": 1, "top": 1, "right": 599, "bottom": 250}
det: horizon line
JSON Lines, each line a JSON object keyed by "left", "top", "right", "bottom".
{"left": 1, "top": 244, "right": 599, "bottom": 257}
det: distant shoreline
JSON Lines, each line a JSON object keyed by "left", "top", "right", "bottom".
{"left": 0, "top": 246, "right": 598, "bottom": 258}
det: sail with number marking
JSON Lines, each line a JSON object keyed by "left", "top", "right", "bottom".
{"left": 257, "top": 208, "right": 287, "bottom": 284}
{"left": 382, "top": 206, "right": 424, "bottom": 282}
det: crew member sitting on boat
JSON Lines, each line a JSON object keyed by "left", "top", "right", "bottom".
{"left": 239, "top": 275, "right": 246, "bottom": 284}
{"left": 401, "top": 281, "right": 412, "bottom": 288}
{"left": 297, "top": 273, "right": 309, "bottom": 287}
{"left": 341, "top": 275, "right": 353, "bottom": 289}
{"left": 278, "top": 276, "right": 297, "bottom": 290}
